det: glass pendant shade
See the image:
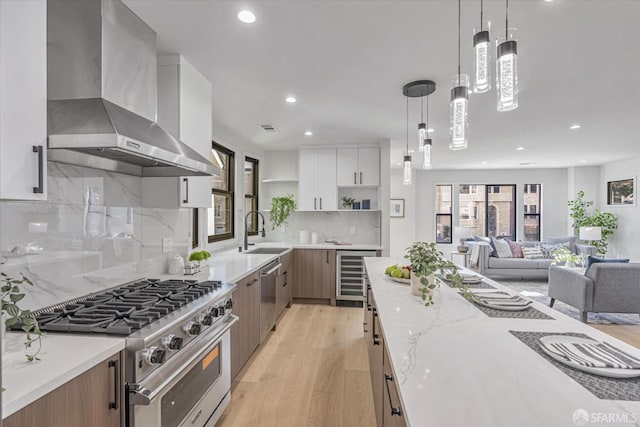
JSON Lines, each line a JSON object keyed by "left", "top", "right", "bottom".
{"left": 473, "top": 21, "right": 491, "bottom": 93}
{"left": 403, "top": 155, "right": 412, "bottom": 185}
{"left": 422, "top": 139, "right": 432, "bottom": 169}
{"left": 418, "top": 123, "right": 427, "bottom": 151}
{"left": 496, "top": 28, "right": 519, "bottom": 112}
{"left": 449, "top": 74, "right": 469, "bottom": 151}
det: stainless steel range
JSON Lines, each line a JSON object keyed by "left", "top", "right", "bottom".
{"left": 26, "top": 278, "right": 237, "bottom": 427}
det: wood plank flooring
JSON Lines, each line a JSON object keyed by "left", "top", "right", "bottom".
{"left": 217, "top": 304, "right": 376, "bottom": 427}
{"left": 592, "top": 324, "right": 640, "bottom": 349}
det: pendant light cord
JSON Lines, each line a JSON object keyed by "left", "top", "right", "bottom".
{"left": 480, "top": 0, "right": 484, "bottom": 31}
{"left": 406, "top": 95, "right": 409, "bottom": 154}
{"left": 505, "top": 0, "right": 509, "bottom": 40}
{"left": 426, "top": 92, "right": 429, "bottom": 130}
{"left": 421, "top": 94, "right": 424, "bottom": 122}
{"left": 457, "top": 0, "right": 461, "bottom": 84}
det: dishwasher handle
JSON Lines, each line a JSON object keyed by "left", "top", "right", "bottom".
{"left": 261, "top": 263, "right": 282, "bottom": 277}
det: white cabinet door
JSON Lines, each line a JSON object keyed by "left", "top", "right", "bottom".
{"left": 298, "top": 150, "right": 318, "bottom": 211}
{"left": 0, "top": 0, "right": 47, "bottom": 201}
{"left": 357, "top": 148, "right": 379, "bottom": 186}
{"left": 180, "top": 176, "right": 211, "bottom": 208}
{"left": 316, "top": 149, "right": 337, "bottom": 210}
{"left": 336, "top": 148, "right": 358, "bottom": 186}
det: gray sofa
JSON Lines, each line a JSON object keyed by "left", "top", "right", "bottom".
{"left": 548, "top": 263, "right": 640, "bottom": 322}
{"left": 468, "top": 240, "right": 595, "bottom": 279}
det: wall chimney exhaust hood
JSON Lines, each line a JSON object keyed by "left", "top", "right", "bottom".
{"left": 47, "top": 0, "right": 219, "bottom": 177}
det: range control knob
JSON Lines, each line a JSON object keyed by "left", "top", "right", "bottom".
{"left": 144, "top": 346, "right": 166, "bottom": 365}
{"left": 200, "top": 312, "right": 213, "bottom": 326}
{"left": 207, "top": 306, "right": 220, "bottom": 317}
{"left": 217, "top": 305, "right": 226, "bottom": 316}
{"left": 183, "top": 321, "right": 201, "bottom": 336}
{"left": 162, "top": 334, "right": 183, "bottom": 351}
{"left": 225, "top": 298, "right": 234, "bottom": 309}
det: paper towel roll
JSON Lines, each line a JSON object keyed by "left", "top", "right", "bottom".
{"left": 300, "top": 230, "right": 310, "bottom": 244}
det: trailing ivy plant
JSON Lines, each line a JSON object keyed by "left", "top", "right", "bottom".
{"left": 269, "top": 195, "right": 296, "bottom": 230}
{"left": 568, "top": 190, "right": 619, "bottom": 254}
{"left": 405, "top": 242, "right": 463, "bottom": 306}
{"left": 1, "top": 272, "right": 43, "bottom": 362}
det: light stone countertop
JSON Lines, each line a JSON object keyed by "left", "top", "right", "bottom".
{"left": 2, "top": 242, "right": 381, "bottom": 419}
{"left": 365, "top": 257, "right": 640, "bottom": 427}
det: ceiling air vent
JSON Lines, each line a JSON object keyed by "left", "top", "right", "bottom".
{"left": 260, "top": 124, "right": 279, "bottom": 132}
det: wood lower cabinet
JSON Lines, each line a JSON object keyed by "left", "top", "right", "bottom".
{"left": 292, "top": 249, "right": 336, "bottom": 304}
{"left": 230, "top": 271, "right": 260, "bottom": 381}
{"left": 276, "top": 251, "right": 293, "bottom": 318}
{"left": 382, "top": 345, "right": 407, "bottom": 427}
{"left": 367, "top": 295, "right": 384, "bottom": 427}
{"left": 3, "top": 353, "right": 122, "bottom": 427}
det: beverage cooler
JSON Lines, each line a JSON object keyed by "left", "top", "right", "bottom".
{"left": 336, "top": 250, "right": 378, "bottom": 301}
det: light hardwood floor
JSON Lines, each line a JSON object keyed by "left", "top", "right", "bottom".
{"left": 592, "top": 324, "right": 640, "bottom": 349}
{"left": 217, "top": 304, "right": 376, "bottom": 427}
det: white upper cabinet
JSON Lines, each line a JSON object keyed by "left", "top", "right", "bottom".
{"left": 336, "top": 147, "right": 379, "bottom": 187}
{"left": 145, "top": 55, "right": 212, "bottom": 208}
{"left": 298, "top": 149, "right": 337, "bottom": 211}
{"left": 0, "top": 0, "right": 47, "bottom": 201}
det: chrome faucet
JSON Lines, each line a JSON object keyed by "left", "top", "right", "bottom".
{"left": 244, "top": 210, "right": 266, "bottom": 250}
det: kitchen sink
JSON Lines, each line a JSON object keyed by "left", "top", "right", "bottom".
{"left": 244, "top": 247, "right": 290, "bottom": 255}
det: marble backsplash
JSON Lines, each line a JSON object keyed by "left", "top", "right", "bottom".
{"left": 263, "top": 210, "right": 381, "bottom": 245}
{"left": 0, "top": 162, "right": 191, "bottom": 311}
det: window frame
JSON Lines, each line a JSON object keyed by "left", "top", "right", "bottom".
{"left": 435, "top": 184, "right": 453, "bottom": 244}
{"left": 244, "top": 156, "right": 259, "bottom": 236}
{"left": 524, "top": 184, "right": 542, "bottom": 241}
{"left": 208, "top": 141, "right": 235, "bottom": 243}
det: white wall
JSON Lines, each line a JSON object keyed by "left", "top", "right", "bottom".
{"left": 567, "top": 166, "right": 601, "bottom": 234}
{"left": 389, "top": 167, "right": 570, "bottom": 259}
{"left": 599, "top": 157, "right": 640, "bottom": 261}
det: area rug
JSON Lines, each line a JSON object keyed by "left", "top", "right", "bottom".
{"left": 497, "top": 278, "right": 640, "bottom": 325}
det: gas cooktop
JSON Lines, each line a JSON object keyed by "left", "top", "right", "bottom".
{"left": 28, "top": 279, "right": 224, "bottom": 335}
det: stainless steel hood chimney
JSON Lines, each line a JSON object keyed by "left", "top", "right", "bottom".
{"left": 47, "top": 0, "right": 219, "bottom": 177}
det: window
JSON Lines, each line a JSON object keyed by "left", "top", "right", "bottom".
{"left": 524, "top": 184, "right": 541, "bottom": 241}
{"left": 435, "top": 185, "right": 452, "bottom": 243}
{"left": 208, "top": 142, "right": 234, "bottom": 243}
{"left": 458, "top": 184, "right": 516, "bottom": 239}
{"left": 244, "top": 156, "right": 259, "bottom": 235}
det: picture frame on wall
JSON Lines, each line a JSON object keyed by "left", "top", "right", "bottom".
{"left": 607, "top": 178, "right": 635, "bottom": 206}
{"left": 390, "top": 199, "right": 405, "bottom": 218}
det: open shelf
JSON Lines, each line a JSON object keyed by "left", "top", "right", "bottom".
{"left": 262, "top": 178, "right": 298, "bottom": 184}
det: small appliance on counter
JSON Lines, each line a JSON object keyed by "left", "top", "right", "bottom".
{"left": 167, "top": 254, "right": 184, "bottom": 275}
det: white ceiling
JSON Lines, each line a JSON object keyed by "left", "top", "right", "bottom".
{"left": 124, "top": 0, "right": 640, "bottom": 169}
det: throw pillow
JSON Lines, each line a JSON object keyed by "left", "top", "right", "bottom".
{"left": 539, "top": 242, "right": 570, "bottom": 259}
{"left": 522, "top": 246, "right": 545, "bottom": 259}
{"left": 492, "top": 237, "right": 513, "bottom": 258}
{"left": 474, "top": 236, "right": 496, "bottom": 257}
{"left": 544, "top": 236, "right": 577, "bottom": 254}
{"left": 585, "top": 256, "right": 630, "bottom": 272}
{"left": 507, "top": 240, "right": 524, "bottom": 258}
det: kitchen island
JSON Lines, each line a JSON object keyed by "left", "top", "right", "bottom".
{"left": 365, "top": 257, "right": 640, "bottom": 427}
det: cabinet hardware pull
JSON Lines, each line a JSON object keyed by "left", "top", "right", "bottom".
{"left": 384, "top": 374, "right": 402, "bottom": 416}
{"left": 182, "top": 178, "right": 189, "bottom": 204}
{"left": 326, "top": 251, "right": 329, "bottom": 263}
{"left": 32, "top": 145, "right": 44, "bottom": 194}
{"left": 360, "top": 172, "right": 363, "bottom": 185}
{"left": 354, "top": 172, "right": 357, "bottom": 184}
{"left": 319, "top": 197, "right": 322, "bottom": 210}
{"left": 372, "top": 307, "right": 380, "bottom": 345}
{"left": 363, "top": 321, "right": 368, "bottom": 333}
{"left": 248, "top": 278, "right": 258, "bottom": 286}
{"left": 314, "top": 197, "right": 317, "bottom": 210}
{"left": 108, "top": 359, "right": 119, "bottom": 410}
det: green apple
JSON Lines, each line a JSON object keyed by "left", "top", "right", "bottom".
{"left": 402, "top": 268, "right": 410, "bottom": 279}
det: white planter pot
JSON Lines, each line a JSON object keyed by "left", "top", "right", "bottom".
{"left": 566, "top": 260, "right": 575, "bottom": 268}
{"left": 411, "top": 274, "right": 434, "bottom": 297}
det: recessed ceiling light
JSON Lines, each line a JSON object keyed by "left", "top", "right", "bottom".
{"left": 237, "top": 10, "right": 256, "bottom": 24}
{"left": 408, "top": 149, "right": 415, "bottom": 154}
{"left": 427, "top": 128, "right": 435, "bottom": 133}
{"left": 304, "top": 130, "right": 313, "bottom": 136}
{"left": 396, "top": 162, "right": 402, "bottom": 166}
{"left": 544, "top": 0, "right": 555, "bottom": 2}
{"left": 481, "top": 161, "right": 488, "bottom": 165}
{"left": 516, "top": 147, "right": 525, "bottom": 151}
{"left": 580, "top": 159, "right": 588, "bottom": 163}
{"left": 570, "top": 124, "right": 582, "bottom": 130}
{"left": 285, "top": 96, "right": 297, "bottom": 103}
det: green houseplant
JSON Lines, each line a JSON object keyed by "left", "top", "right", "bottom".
{"left": 550, "top": 247, "right": 582, "bottom": 268}
{"left": 1, "top": 272, "right": 43, "bottom": 361}
{"left": 188, "top": 250, "right": 211, "bottom": 265}
{"left": 568, "top": 190, "right": 619, "bottom": 254}
{"left": 405, "top": 242, "right": 463, "bottom": 306}
{"left": 269, "top": 195, "right": 296, "bottom": 230}
{"left": 340, "top": 196, "right": 356, "bottom": 209}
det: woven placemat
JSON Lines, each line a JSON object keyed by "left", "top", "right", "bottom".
{"left": 459, "top": 293, "right": 554, "bottom": 319}
{"left": 442, "top": 278, "right": 496, "bottom": 290}
{"left": 509, "top": 331, "right": 640, "bottom": 401}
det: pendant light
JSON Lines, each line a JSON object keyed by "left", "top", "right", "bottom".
{"left": 450, "top": 0, "right": 469, "bottom": 150}
{"left": 496, "top": 0, "right": 519, "bottom": 111}
{"left": 403, "top": 95, "right": 412, "bottom": 186}
{"left": 418, "top": 96, "right": 427, "bottom": 152}
{"left": 402, "top": 80, "right": 436, "bottom": 175}
{"left": 472, "top": 0, "right": 491, "bottom": 93}
{"left": 423, "top": 92, "right": 432, "bottom": 169}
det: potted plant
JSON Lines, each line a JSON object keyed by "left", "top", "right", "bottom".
{"left": 187, "top": 250, "right": 211, "bottom": 274}
{"left": 550, "top": 247, "right": 582, "bottom": 268}
{"left": 1, "top": 272, "right": 43, "bottom": 361}
{"left": 568, "top": 190, "right": 619, "bottom": 254}
{"left": 340, "top": 196, "right": 356, "bottom": 209}
{"left": 270, "top": 195, "right": 296, "bottom": 230}
{"left": 405, "top": 242, "right": 463, "bottom": 306}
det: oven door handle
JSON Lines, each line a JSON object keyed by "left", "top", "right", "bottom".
{"left": 129, "top": 314, "right": 238, "bottom": 406}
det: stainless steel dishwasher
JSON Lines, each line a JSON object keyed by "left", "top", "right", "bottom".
{"left": 260, "top": 259, "right": 281, "bottom": 343}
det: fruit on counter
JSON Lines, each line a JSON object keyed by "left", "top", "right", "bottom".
{"left": 385, "top": 264, "right": 411, "bottom": 279}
